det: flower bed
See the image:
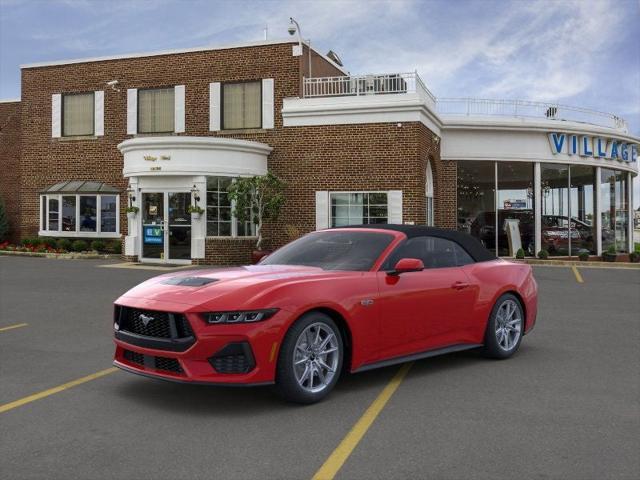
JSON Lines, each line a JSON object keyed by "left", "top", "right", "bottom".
{"left": 0, "top": 237, "right": 122, "bottom": 256}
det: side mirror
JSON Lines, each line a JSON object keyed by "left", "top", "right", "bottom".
{"left": 388, "top": 258, "right": 424, "bottom": 276}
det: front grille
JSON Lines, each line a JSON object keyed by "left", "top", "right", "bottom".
{"left": 123, "top": 349, "right": 144, "bottom": 366}
{"left": 116, "top": 306, "right": 194, "bottom": 340}
{"left": 208, "top": 342, "right": 256, "bottom": 374}
{"left": 123, "top": 349, "right": 184, "bottom": 375}
{"left": 154, "top": 356, "right": 183, "bottom": 374}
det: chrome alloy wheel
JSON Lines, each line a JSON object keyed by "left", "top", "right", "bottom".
{"left": 293, "top": 322, "right": 340, "bottom": 393}
{"left": 495, "top": 299, "right": 522, "bottom": 351}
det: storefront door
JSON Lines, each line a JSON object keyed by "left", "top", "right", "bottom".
{"left": 141, "top": 192, "right": 191, "bottom": 263}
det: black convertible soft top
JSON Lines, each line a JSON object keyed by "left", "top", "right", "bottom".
{"left": 336, "top": 224, "right": 496, "bottom": 263}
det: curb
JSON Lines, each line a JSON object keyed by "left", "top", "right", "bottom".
{"left": 515, "top": 259, "right": 640, "bottom": 269}
{"left": 0, "top": 250, "right": 121, "bottom": 260}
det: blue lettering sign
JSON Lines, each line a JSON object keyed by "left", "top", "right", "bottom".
{"left": 570, "top": 135, "right": 578, "bottom": 155}
{"left": 610, "top": 141, "right": 619, "bottom": 159}
{"left": 548, "top": 133, "right": 565, "bottom": 154}
{"left": 595, "top": 138, "right": 607, "bottom": 157}
{"left": 632, "top": 144, "right": 638, "bottom": 162}
{"left": 580, "top": 136, "right": 593, "bottom": 156}
{"left": 144, "top": 226, "right": 163, "bottom": 245}
{"left": 620, "top": 143, "right": 628, "bottom": 161}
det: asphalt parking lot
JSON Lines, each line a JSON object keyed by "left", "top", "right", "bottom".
{"left": 1, "top": 256, "right": 639, "bottom": 480}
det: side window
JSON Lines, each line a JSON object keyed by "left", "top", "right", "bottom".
{"left": 383, "top": 236, "right": 475, "bottom": 269}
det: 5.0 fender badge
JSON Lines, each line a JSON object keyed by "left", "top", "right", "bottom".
{"left": 360, "top": 299, "right": 374, "bottom": 307}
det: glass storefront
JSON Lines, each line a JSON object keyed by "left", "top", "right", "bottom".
{"left": 458, "top": 161, "right": 624, "bottom": 257}
{"left": 497, "top": 163, "right": 534, "bottom": 256}
{"left": 601, "top": 169, "right": 629, "bottom": 253}
{"left": 457, "top": 161, "right": 496, "bottom": 252}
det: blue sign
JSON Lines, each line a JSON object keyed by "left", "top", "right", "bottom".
{"left": 144, "top": 226, "right": 163, "bottom": 245}
{"left": 548, "top": 132, "right": 638, "bottom": 163}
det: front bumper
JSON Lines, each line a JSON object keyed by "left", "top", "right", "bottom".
{"left": 113, "top": 306, "right": 288, "bottom": 385}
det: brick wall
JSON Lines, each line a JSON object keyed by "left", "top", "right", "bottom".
{"left": 0, "top": 101, "right": 21, "bottom": 242}
{"left": 192, "top": 237, "right": 256, "bottom": 266}
{"left": 13, "top": 40, "right": 444, "bottom": 264}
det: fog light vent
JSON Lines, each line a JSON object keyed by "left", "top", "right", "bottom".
{"left": 208, "top": 342, "right": 255, "bottom": 374}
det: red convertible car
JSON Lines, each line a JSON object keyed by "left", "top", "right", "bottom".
{"left": 113, "top": 225, "right": 537, "bottom": 403}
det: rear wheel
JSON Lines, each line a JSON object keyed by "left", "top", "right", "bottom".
{"left": 274, "top": 312, "right": 343, "bottom": 404}
{"left": 482, "top": 294, "right": 524, "bottom": 359}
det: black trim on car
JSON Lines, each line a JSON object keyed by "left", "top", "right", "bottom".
{"left": 115, "top": 330, "right": 195, "bottom": 352}
{"left": 113, "top": 361, "right": 273, "bottom": 387}
{"left": 353, "top": 343, "right": 482, "bottom": 373}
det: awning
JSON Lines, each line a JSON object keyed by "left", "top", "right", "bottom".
{"left": 41, "top": 181, "right": 120, "bottom": 194}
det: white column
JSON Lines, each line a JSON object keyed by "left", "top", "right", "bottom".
{"left": 191, "top": 175, "right": 207, "bottom": 259}
{"left": 595, "top": 167, "right": 602, "bottom": 256}
{"left": 124, "top": 177, "right": 140, "bottom": 258}
{"left": 534, "top": 162, "right": 541, "bottom": 256}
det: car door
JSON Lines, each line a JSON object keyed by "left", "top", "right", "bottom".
{"left": 375, "top": 236, "right": 477, "bottom": 360}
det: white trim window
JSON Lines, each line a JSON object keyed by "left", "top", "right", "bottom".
{"left": 205, "top": 176, "right": 255, "bottom": 237}
{"left": 330, "top": 192, "right": 389, "bottom": 227}
{"left": 222, "top": 81, "right": 262, "bottom": 130}
{"left": 39, "top": 194, "right": 120, "bottom": 238}
{"left": 426, "top": 160, "right": 434, "bottom": 226}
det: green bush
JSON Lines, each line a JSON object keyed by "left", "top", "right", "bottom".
{"left": 515, "top": 248, "right": 525, "bottom": 259}
{"left": 107, "top": 240, "right": 122, "bottom": 254}
{"left": 21, "top": 237, "right": 38, "bottom": 247}
{"left": 57, "top": 238, "right": 72, "bottom": 251}
{"left": 630, "top": 251, "right": 640, "bottom": 263}
{"left": 606, "top": 244, "right": 617, "bottom": 254}
{"left": 38, "top": 237, "right": 57, "bottom": 249}
{"left": 537, "top": 249, "right": 549, "bottom": 260}
{"left": 578, "top": 251, "right": 589, "bottom": 261}
{"left": 71, "top": 240, "right": 88, "bottom": 252}
{"left": 90, "top": 240, "right": 106, "bottom": 252}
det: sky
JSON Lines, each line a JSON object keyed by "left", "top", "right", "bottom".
{"left": 1, "top": 0, "right": 639, "bottom": 204}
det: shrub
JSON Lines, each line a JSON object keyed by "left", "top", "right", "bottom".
{"left": 107, "top": 240, "right": 122, "bottom": 254}
{"left": 21, "top": 237, "right": 37, "bottom": 247}
{"left": 606, "top": 244, "right": 617, "bottom": 254}
{"left": 515, "top": 248, "right": 525, "bottom": 259}
{"left": 0, "top": 197, "right": 8, "bottom": 242}
{"left": 71, "top": 240, "right": 88, "bottom": 252}
{"left": 537, "top": 249, "right": 549, "bottom": 260}
{"left": 578, "top": 251, "right": 589, "bottom": 261}
{"left": 57, "top": 238, "right": 72, "bottom": 251}
{"left": 90, "top": 240, "right": 106, "bottom": 252}
{"left": 38, "top": 237, "right": 57, "bottom": 249}
{"left": 630, "top": 251, "right": 640, "bottom": 263}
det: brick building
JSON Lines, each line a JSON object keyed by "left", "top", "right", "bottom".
{"left": 0, "top": 38, "right": 638, "bottom": 263}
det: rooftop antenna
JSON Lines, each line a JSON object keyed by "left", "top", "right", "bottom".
{"left": 263, "top": 24, "right": 268, "bottom": 41}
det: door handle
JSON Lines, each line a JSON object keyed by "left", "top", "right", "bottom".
{"left": 451, "top": 281, "right": 470, "bottom": 290}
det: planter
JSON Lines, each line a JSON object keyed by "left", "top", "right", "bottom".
{"left": 251, "top": 249, "right": 271, "bottom": 264}
{"left": 127, "top": 212, "right": 137, "bottom": 222}
{"left": 630, "top": 253, "right": 640, "bottom": 263}
{"left": 191, "top": 212, "right": 203, "bottom": 221}
{"left": 603, "top": 253, "right": 618, "bottom": 262}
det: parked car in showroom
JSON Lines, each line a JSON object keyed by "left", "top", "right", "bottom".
{"left": 113, "top": 225, "right": 538, "bottom": 403}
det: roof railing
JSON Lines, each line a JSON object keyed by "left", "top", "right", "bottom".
{"left": 301, "top": 75, "right": 628, "bottom": 131}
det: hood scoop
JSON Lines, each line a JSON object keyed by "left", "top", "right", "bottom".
{"left": 161, "top": 276, "right": 219, "bottom": 287}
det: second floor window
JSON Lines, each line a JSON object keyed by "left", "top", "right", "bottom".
{"left": 138, "top": 87, "right": 175, "bottom": 133}
{"left": 63, "top": 92, "right": 94, "bottom": 136}
{"left": 223, "top": 81, "right": 261, "bottom": 130}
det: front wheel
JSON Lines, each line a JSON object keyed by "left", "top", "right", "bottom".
{"left": 482, "top": 294, "right": 524, "bottom": 359}
{"left": 274, "top": 312, "right": 343, "bottom": 404}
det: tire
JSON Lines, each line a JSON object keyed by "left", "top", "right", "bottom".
{"left": 274, "top": 312, "right": 343, "bottom": 404}
{"left": 481, "top": 293, "right": 524, "bottom": 359}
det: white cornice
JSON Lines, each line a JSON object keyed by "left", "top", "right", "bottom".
{"left": 20, "top": 38, "right": 347, "bottom": 75}
{"left": 0, "top": 98, "right": 20, "bottom": 103}
{"left": 117, "top": 136, "right": 273, "bottom": 156}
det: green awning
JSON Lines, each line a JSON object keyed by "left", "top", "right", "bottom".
{"left": 41, "top": 181, "right": 120, "bottom": 194}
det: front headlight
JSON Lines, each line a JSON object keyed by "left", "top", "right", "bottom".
{"left": 202, "top": 308, "right": 279, "bottom": 324}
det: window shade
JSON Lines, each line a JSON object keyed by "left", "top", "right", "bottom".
{"left": 138, "top": 88, "right": 175, "bottom": 133}
{"left": 63, "top": 93, "right": 94, "bottom": 136}
{"left": 223, "top": 82, "right": 261, "bottom": 129}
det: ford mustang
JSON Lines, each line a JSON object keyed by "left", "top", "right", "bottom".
{"left": 113, "top": 225, "right": 537, "bottom": 403}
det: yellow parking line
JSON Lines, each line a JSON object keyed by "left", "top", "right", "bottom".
{"left": 312, "top": 362, "right": 413, "bottom": 480}
{"left": 0, "top": 323, "right": 28, "bottom": 333}
{"left": 571, "top": 265, "right": 584, "bottom": 283}
{"left": 0, "top": 367, "right": 118, "bottom": 414}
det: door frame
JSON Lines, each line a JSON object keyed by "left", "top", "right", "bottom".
{"left": 139, "top": 190, "right": 192, "bottom": 264}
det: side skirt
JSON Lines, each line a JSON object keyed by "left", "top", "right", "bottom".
{"left": 353, "top": 343, "right": 483, "bottom": 373}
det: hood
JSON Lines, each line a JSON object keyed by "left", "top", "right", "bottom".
{"left": 115, "top": 264, "right": 358, "bottom": 309}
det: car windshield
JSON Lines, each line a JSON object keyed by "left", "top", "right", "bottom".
{"left": 260, "top": 231, "right": 394, "bottom": 271}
